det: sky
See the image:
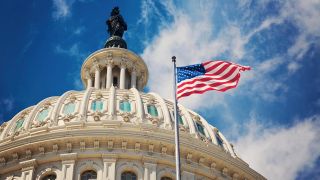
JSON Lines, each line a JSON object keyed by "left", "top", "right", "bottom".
{"left": 0, "top": 0, "right": 319, "bottom": 179}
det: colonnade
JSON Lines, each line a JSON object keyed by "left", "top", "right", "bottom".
{"left": 85, "top": 63, "right": 137, "bottom": 90}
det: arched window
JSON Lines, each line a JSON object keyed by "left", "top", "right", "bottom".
{"left": 91, "top": 100, "right": 103, "bottom": 112}
{"left": 63, "top": 102, "right": 76, "bottom": 115}
{"left": 37, "top": 109, "right": 50, "bottom": 122}
{"left": 120, "top": 101, "right": 131, "bottom": 112}
{"left": 172, "top": 112, "right": 183, "bottom": 125}
{"left": 14, "top": 118, "right": 24, "bottom": 132}
{"left": 41, "top": 174, "right": 56, "bottom": 180}
{"left": 121, "top": 171, "right": 137, "bottom": 180}
{"left": 196, "top": 122, "right": 205, "bottom": 135}
{"left": 161, "top": 177, "right": 173, "bottom": 180}
{"left": 147, "top": 105, "right": 158, "bottom": 117}
{"left": 216, "top": 134, "right": 224, "bottom": 147}
{"left": 81, "top": 170, "right": 97, "bottom": 180}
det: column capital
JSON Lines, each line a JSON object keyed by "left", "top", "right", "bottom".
{"left": 120, "top": 60, "right": 127, "bottom": 69}
{"left": 107, "top": 52, "right": 113, "bottom": 60}
{"left": 107, "top": 59, "right": 114, "bottom": 67}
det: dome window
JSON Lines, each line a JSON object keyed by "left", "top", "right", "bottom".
{"left": 161, "top": 177, "right": 173, "bottom": 180}
{"left": 63, "top": 102, "right": 76, "bottom": 115}
{"left": 196, "top": 122, "right": 205, "bottom": 135}
{"left": 81, "top": 170, "right": 97, "bottom": 180}
{"left": 121, "top": 171, "right": 137, "bottom": 180}
{"left": 120, "top": 101, "right": 131, "bottom": 112}
{"left": 14, "top": 118, "right": 24, "bottom": 132}
{"left": 91, "top": 100, "right": 103, "bottom": 112}
{"left": 147, "top": 105, "right": 158, "bottom": 117}
{"left": 216, "top": 134, "right": 224, "bottom": 147}
{"left": 41, "top": 174, "right": 56, "bottom": 180}
{"left": 37, "top": 109, "right": 50, "bottom": 122}
{"left": 172, "top": 111, "right": 184, "bottom": 125}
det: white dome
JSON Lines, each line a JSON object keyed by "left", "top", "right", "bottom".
{"left": 0, "top": 39, "right": 265, "bottom": 180}
{"left": 0, "top": 88, "right": 234, "bottom": 156}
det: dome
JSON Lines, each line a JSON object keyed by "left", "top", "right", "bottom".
{"left": 0, "top": 8, "right": 265, "bottom": 180}
{"left": 0, "top": 88, "right": 235, "bottom": 155}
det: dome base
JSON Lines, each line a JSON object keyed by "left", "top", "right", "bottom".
{"left": 104, "top": 36, "right": 127, "bottom": 49}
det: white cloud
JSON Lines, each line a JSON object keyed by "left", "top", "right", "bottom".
{"left": 52, "top": 0, "right": 74, "bottom": 20}
{"left": 0, "top": 97, "right": 14, "bottom": 112}
{"left": 234, "top": 115, "right": 320, "bottom": 180}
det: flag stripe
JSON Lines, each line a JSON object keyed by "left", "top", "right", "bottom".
{"left": 178, "top": 66, "right": 240, "bottom": 90}
{"left": 177, "top": 60, "right": 250, "bottom": 99}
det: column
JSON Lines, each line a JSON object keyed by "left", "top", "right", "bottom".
{"left": 106, "top": 62, "right": 113, "bottom": 88}
{"left": 120, "top": 64, "right": 126, "bottom": 89}
{"left": 60, "top": 153, "right": 77, "bottom": 180}
{"left": 102, "top": 157, "right": 117, "bottom": 180}
{"left": 19, "top": 159, "right": 37, "bottom": 180}
{"left": 87, "top": 77, "right": 92, "bottom": 89}
{"left": 131, "top": 68, "right": 137, "bottom": 88}
{"left": 144, "top": 162, "right": 157, "bottom": 180}
{"left": 94, "top": 65, "right": 100, "bottom": 89}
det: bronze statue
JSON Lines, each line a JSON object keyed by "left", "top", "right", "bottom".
{"left": 106, "top": 7, "right": 127, "bottom": 38}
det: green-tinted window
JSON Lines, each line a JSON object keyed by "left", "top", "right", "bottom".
{"left": 120, "top": 101, "right": 131, "bottom": 112}
{"left": 91, "top": 100, "right": 103, "bottom": 112}
{"left": 14, "top": 118, "right": 24, "bottom": 132}
{"left": 216, "top": 135, "right": 224, "bottom": 147}
{"left": 173, "top": 112, "right": 183, "bottom": 125}
{"left": 147, "top": 105, "right": 158, "bottom": 117}
{"left": 37, "top": 109, "right": 49, "bottom": 122}
{"left": 63, "top": 103, "right": 76, "bottom": 115}
{"left": 196, "top": 122, "right": 205, "bottom": 135}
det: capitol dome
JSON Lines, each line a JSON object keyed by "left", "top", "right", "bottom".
{"left": 0, "top": 8, "right": 265, "bottom": 180}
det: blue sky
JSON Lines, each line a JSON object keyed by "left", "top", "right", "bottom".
{"left": 0, "top": 0, "right": 319, "bottom": 179}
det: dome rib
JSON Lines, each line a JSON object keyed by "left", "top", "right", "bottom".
{"left": 149, "top": 92, "right": 172, "bottom": 130}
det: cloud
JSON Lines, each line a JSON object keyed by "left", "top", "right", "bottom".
{"left": 52, "top": 0, "right": 74, "bottom": 20}
{"left": 55, "top": 43, "right": 85, "bottom": 61}
{"left": 233, "top": 115, "right": 320, "bottom": 180}
{"left": 0, "top": 97, "right": 14, "bottom": 112}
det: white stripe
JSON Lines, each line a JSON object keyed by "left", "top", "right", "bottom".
{"left": 203, "top": 61, "right": 224, "bottom": 69}
{"left": 178, "top": 81, "right": 238, "bottom": 97}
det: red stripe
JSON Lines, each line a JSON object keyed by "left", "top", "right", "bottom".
{"left": 177, "top": 74, "right": 240, "bottom": 94}
{"left": 204, "top": 61, "right": 229, "bottom": 73}
{"left": 177, "top": 79, "right": 240, "bottom": 99}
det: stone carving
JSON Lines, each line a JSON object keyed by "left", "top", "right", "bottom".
{"left": 148, "top": 144, "right": 154, "bottom": 153}
{"left": 135, "top": 142, "right": 141, "bottom": 152}
{"left": 108, "top": 140, "right": 114, "bottom": 150}
{"left": 94, "top": 140, "right": 99, "bottom": 150}
{"left": 122, "top": 141, "right": 127, "bottom": 150}
{"left": 161, "top": 146, "right": 167, "bottom": 155}
{"left": 66, "top": 142, "right": 72, "bottom": 152}
{"left": 26, "top": 149, "right": 32, "bottom": 159}
{"left": 0, "top": 157, "right": 6, "bottom": 166}
{"left": 80, "top": 141, "right": 85, "bottom": 151}
{"left": 52, "top": 144, "right": 58, "bottom": 153}
{"left": 39, "top": 146, "right": 45, "bottom": 155}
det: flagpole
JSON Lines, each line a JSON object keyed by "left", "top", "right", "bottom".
{"left": 172, "top": 56, "right": 181, "bottom": 180}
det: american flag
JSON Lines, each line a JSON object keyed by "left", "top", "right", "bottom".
{"left": 177, "top": 60, "right": 251, "bottom": 99}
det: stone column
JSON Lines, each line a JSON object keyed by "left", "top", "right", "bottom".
{"left": 87, "top": 78, "right": 92, "bottom": 89}
{"left": 131, "top": 68, "right": 137, "bottom": 88}
{"left": 120, "top": 63, "right": 126, "bottom": 89}
{"left": 94, "top": 65, "right": 101, "bottom": 89}
{"left": 102, "top": 157, "right": 117, "bottom": 180}
{"left": 19, "top": 159, "right": 37, "bottom": 180}
{"left": 106, "top": 61, "right": 113, "bottom": 89}
{"left": 60, "top": 153, "right": 77, "bottom": 180}
{"left": 144, "top": 162, "right": 157, "bottom": 180}
{"left": 182, "top": 171, "right": 195, "bottom": 180}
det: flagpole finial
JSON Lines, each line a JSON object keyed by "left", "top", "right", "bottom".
{"left": 172, "top": 56, "right": 176, "bottom": 62}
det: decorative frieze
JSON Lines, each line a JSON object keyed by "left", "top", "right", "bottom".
{"left": 94, "top": 140, "right": 100, "bottom": 150}
{"left": 53, "top": 144, "right": 58, "bottom": 152}
{"left": 135, "top": 142, "right": 141, "bottom": 152}
{"left": 161, "top": 146, "right": 167, "bottom": 155}
{"left": 80, "top": 141, "right": 85, "bottom": 151}
{"left": 148, "top": 144, "right": 154, "bottom": 153}
{"left": 108, "top": 140, "right": 114, "bottom": 150}
{"left": 122, "top": 141, "right": 127, "bottom": 150}
{"left": 26, "top": 149, "right": 32, "bottom": 159}
{"left": 39, "top": 146, "right": 45, "bottom": 155}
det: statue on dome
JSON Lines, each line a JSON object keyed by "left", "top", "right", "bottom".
{"left": 106, "top": 7, "right": 127, "bottom": 38}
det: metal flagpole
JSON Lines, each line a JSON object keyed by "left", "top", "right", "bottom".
{"left": 172, "top": 56, "right": 181, "bottom": 180}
